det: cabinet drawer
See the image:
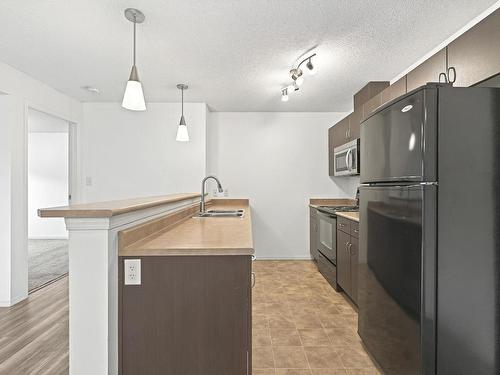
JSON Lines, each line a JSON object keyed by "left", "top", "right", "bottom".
{"left": 318, "top": 252, "right": 337, "bottom": 290}
{"left": 350, "top": 221, "right": 359, "bottom": 238}
{"left": 337, "top": 216, "right": 351, "bottom": 234}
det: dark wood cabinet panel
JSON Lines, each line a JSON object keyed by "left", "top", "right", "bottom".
{"left": 381, "top": 76, "right": 407, "bottom": 105}
{"left": 362, "top": 93, "right": 383, "bottom": 122}
{"left": 354, "top": 81, "right": 390, "bottom": 110}
{"left": 336, "top": 230, "right": 351, "bottom": 292}
{"left": 350, "top": 237, "right": 359, "bottom": 304}
{"left": 310, "top": 210, "right": 318, "bottom": 261}
{"left": 120, "top": 256, "right": 251, "bottom": 375}
{"left": 328, "top": 126, "right": 335, "bottom": 176}
{"left": 350, "top": 221, "right": 359, "bottom": 238}
{"left": 336, "top": 218, "right": 359, "bottom": 304}
{"left": 349, "top": 108, "right": 362, "bottom": 140}
{"left": 448, "top": 9, "right": 500, "bottom": 87}
{"left": 331, "top": 116, "right": 350, "bottom": 149}
{"left": 329, "top": 116, "right": 350, "bottom": 176}
{"left": 337, "top": 216, "right": 351, "bottom": 234}
{"left": 407, "top": 48, "right": 447, "bottom": 92}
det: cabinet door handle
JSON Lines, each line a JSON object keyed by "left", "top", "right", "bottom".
{"left": 354, "top": 228, "right": 359, "bottom": 233}
{"left": 251, "top": 272, "right": 256, "bottom": 288}
{"left": 447, "top": 66, "right": 456, "bottom": 84}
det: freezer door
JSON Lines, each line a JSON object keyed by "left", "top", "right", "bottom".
{"left": 358, "top": 184, "right": 436, "bottom": 375}
{"left": 360, "top": 87, "right": 437, "bottom": 183}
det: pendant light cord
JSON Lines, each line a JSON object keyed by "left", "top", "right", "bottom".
{"left": 181, "top": 88, "right": 184, "bottom": 116}
{"left": 133, "top": 16, "right": 136, "bottom": 66}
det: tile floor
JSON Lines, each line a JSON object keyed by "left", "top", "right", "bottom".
{"left": 252, "top": 260, "right": 381, "bottom": 375}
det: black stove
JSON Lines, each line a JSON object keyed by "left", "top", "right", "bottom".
{"left": 317, "top": 205, "right": 358, "bottom": 216}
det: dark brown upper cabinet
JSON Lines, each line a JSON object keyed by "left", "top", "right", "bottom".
{"left": 381, "top": 76, "right": 407, "bottom": 105}
{"left": 362, "top": 93, "right": 383, "bottom": 122}
{"left": 354, "top": 81, "right": 390, "bottom": 110}
{"left": 448, "top": 9, "right": 500, "bottom": 87}
{"left": 349, "top": 107, "right": 363, "bottom": 140}
{"left": 407, "top": 48, "right": 447, "bottom": 92}
{"left": 329, "top": 115, "right": 350, "bottom": 150}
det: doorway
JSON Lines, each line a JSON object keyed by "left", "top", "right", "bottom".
{"left": 27, "top": 109, "right": 71, "bottom": 292}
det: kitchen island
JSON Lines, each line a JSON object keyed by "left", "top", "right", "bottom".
{"left": 118, "top": 199, "right": 253, "bottom": 375}
{"left": 38, "top": 194, "right": 253, "bottom": 375}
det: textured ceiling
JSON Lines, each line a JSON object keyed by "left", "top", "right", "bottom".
{"left": 0, "top": 0, "right": 497, "bottom": 111}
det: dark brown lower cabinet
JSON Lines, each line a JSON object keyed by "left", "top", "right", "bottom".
{"left": 119, "top": 255, "right": 251, "bottom": 375}
{"left": 336, "top": 218, "right": 359, "bottom": 304}
{"left": 336, "top": 230, "right": 351, "bottom": 292}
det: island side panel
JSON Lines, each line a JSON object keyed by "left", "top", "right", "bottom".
{"left": 119, "top": 255, "right": 251, "bottom": 375}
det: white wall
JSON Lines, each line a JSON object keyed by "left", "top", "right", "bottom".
{"left": 0, "top": 61, "right": 82, "bottom": 306}
{"left": 81, "top": 103, "right": 207, "bottom": 202}
{"left": 28, "top": 109, "right": 69, "bottom": 239}
{"left": 207, "top": 112, "right": 359, "bottom": 259}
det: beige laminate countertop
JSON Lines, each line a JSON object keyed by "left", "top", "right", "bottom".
{"left": 335, "top": 211, "right": 359, "bottom": 222}
{"left": 120, "top": 200, "right": 253, "bottom": 256}
{"left": 309, "top": 198, "right": 357, "bottom": 209}
{"left": 38, "top": 193, "right": 201, "bottom": 218}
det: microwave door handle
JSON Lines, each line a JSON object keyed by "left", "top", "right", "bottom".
{"left": 346, "top": 149, "right": 352, "bottom": 171}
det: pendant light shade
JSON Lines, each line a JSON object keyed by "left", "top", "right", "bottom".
{"left": 176, "top": 84, "right": 189, "bottom": 142}
{"left": 122, "top": 9, "right": 146, "bottom": 111}
{"left": 122, "top": 66, "right": 146, "bottom": 110}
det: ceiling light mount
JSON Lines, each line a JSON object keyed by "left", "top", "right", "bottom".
{"left": 124, "top": 8, "right": 145, "bottom": 24}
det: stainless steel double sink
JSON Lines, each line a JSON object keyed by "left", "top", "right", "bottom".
{"left": 195, "top": 209, "right": 244, "bottom": 218}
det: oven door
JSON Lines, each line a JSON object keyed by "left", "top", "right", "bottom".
{"left": 316, "top": 211, "right": 336, "bottom": 264}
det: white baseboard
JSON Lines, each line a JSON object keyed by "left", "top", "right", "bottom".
{"left": 0, "top": 292, "right": 27, "bottom": 307}
{"left": 28, "top": 235, "right": 69, "bottom": 240}
{"left": 254, "top": 256, "right": 313, "bottom": 260}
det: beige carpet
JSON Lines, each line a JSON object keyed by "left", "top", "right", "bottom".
{"left": 28, "top": 239, "right": 68, "bottom": 291}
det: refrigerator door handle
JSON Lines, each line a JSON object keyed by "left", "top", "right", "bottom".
{"left": 360, "top": 182, "right": 438, "bottom": 188}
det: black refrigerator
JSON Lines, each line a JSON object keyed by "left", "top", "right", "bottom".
{"left": 358, "top": 83, "right": 500, "bottom": 375}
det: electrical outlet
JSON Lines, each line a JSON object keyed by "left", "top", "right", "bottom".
{"left": 124, "top": 259, "right": 141, "bottom": 285}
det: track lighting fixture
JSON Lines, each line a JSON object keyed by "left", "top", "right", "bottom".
{"left": 280, "top": 53, "right": 317, "bottom": 101}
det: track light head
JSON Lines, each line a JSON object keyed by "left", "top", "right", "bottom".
{"left": 306, "top": 58, "right": 316, "bottom": 75}
{"left": 281, "top": 88, "right": 289, "bottom": 102}
{"left": 290, "top": 68, "right": 303, "bottom": 81}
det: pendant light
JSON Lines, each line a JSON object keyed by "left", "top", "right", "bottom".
{"left": 122, "top": 8, "right": 146, "bottom": 111}
{"left": 176, "top": 84, "right": 189, "bottom": 142}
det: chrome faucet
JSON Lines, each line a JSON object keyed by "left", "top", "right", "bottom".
{"left": 200, "top": 175, "right": 223, "bottom": 213}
